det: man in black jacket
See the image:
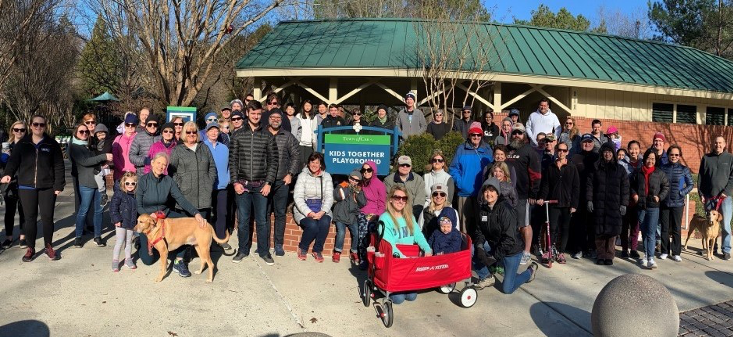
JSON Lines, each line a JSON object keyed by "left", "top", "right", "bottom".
{"left": 570, "top": 134, "right": 599, "bottom": 259}
{"left": 698, "top": 136, "right": 733, "bottom": 260}
{"left": 321, "top": 104, "right": 347, "bottom": 131}
{"left": 229, "top": 100, "right": 279, "bottom": 265}
{"left": 266, "top": 108, "right": 300, "bottom": 257}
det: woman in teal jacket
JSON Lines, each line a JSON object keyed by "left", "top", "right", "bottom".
{"left": 379, "top": 185, "right": 432, "bottom": 304}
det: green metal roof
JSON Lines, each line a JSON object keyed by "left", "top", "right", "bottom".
{"left": 236, "top": 18, "right": 733, "bottom": 94}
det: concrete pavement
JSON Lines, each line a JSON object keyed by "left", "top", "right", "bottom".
{"left": 0, "top": 162, "right": 732, "bottom": 336}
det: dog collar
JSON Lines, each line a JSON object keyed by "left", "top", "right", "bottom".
{"left": 147, "top": 220, "right": 166, "bottom": 256}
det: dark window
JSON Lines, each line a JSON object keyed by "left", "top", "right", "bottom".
{"left": 729, "top": 108, "right": 733, "bottom": 126}
{"left": 707, "top": 107, "right": 725, "bottom": 125}
{"left": 652, "top": 103, "right": 673, "bottom": 123}
{"left": 676, "top": 105, "right": 697, "bottom": 124}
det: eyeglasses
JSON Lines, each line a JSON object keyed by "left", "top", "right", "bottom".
{"left": 32, "top": 122, "right": 46, "bottom": 127}
{"left": 84, "top": 120, "right": 96, "bottom": 125}
{"left": 231, "top": 117, "right": 243, "bottom": 121}
{"left": 162, "top": 130, "right": 174, "bottom": 134}
{"left": 146, "top": 123, "right": 158, "bottom": 127}
{"left": 470, "top": 134, "right": 482, "bottom": 138}
{"left": 78, "top": 130, "right": 90, "bottom": 135}
{"left": 391, "top": 195, "right": 408, "bottom": 202}
{"left": 399, "top": 164, "right": 411, "bottom": 168}
{"left": 558, "top": 149, "right": 569, "bottom": 153}
{"left": 185, "top": 131, "right": 197, "bottom": 135}
{"left": 173, "top": 122, "right": 184, "bottom": 126}
{"left": 12, "top": 128, "right": 26, "bottom": 132}
{"left": 431, "top": 158, "right": 444, "bottom": 163}
{"left": 432, "top": 192, "right": 446, "bottom": 198}
{"left": 669, "top": 153, "right": 681, "bottom": 157}
{"left": 124, "top": 181, "right": 137, "bottom": 186}
{"left": 125, "top": 123, "right": 136, "bottom": 127}
{"left": 360, "top": 167, "right": 373, "bottom": 173}
{"left": 269, "top": 116, "right": 282, "bottom": 120}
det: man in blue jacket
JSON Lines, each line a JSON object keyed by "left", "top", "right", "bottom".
{"left": 449, "top": 121, "right": 493, "bottom": 233}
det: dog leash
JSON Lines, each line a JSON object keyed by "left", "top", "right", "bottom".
{"left": 711, "top": 196, "right": 725, "bottom": 212}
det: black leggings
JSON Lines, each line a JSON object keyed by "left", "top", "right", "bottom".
{"left": 18, "top": 188, "right": 57, "bottom": 250}
{"left": 660, "top": 205, "right": 683, "bottom": 256}
{"left": 4, "top": 189, "right": 25, "bottom": 237}
{"left": 548, "top": 206, "right": 572, "bottom": 253}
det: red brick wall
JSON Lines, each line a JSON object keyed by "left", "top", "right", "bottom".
{"left": 250, "top": 214, "right": 352, "bottom": 256}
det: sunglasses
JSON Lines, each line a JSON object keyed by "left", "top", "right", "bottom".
{"left": 267, "top": 102, "right": 277, "bottom": 106}
{"left": 354, "top": 113, "right": 362, "bottom": 116}
{"left": 32, "top": 122, "right": 46, "bottom": 127}
{"left": 565, "top": 122, "right": 574, "bottom": 125}
{"left": 511, "top": 130, "right": 523, "bottom": 135}
{"left": 349, "top": 177, "right": 361, "bottom": 182}
{"left": 399, "top": 163, "right": 411, "bottom": 168}
{"left": 12, "top": 128, "right": 26, "bottom": 132}
{"left": 173, "top": 122, "right": 184, "bottom": 126}
{"left": 78, "top": 130, "right": 90, "bottom": 135}
{"left": 669, "top": 153, "right": 681, "bottom": 157}
{"left": 147, "top": 123, "right": 158, "bottom": 127}
{"left": 124, "top": 181, "right": 137, "bottom": 186}
{"left": 207, "top": 118, "right": 217, "bottom": 122}
{"left": 231, "top": 117, "right": 243, "bottom": 121}
{"left": 470, "top": 134, "right": 482, "bottom": 138}
{"left": 125, "top": 123, "right": 136, "bottom": 127}
{"left": 391, "top": 195, "right": 408, "bottom": 202}
{"left": 84, "top": 120, "right": 96, "bottom": 125}
{"left": 162, "top": 130, "right": 174, "bottom": 134}
{"left": 186, "top": 131, "right": 197, "bottom": 135}
{"left": 432, "top": 192, "right": 446, "bottom": 197}
{"left": 361, "top": 167, "right": 373, "bottom": 173}
{"left": 431, "top": 158, "right": 445, "bottom": 163}
{"left": 558, "top": 149, "right": 569, "bottom": 153}
{"left": 434, "top": 114, "right": 443, "bottom": 117}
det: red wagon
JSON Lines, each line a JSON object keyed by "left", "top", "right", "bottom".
{"left": 362, "top": 232, "right": 477, "bottom": 327}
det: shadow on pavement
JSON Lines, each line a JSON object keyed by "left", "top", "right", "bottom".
{"left": 705, "top": 270, "right": 733, "bottom": 288}
{"left": 0, "top": 320, "right": 50, "bottom": 337}
{"left": 529, "top": 301, "right": 591, "bottom": 336}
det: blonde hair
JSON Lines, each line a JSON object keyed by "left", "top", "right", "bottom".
{"left": 566, "top": 117, "right": 579, "bottom": 139}
{"left": 180, "top": 121, "right": 199, "bottom": 143}
{"left": 490, "top": 162, "right": 511, "bottom": 183}
{"left": 386, "top": 185, "right": 415, "bottom": 236}
{"left": 119, "top": 171, "right": 138, "bottom": 191}
{"left": 8, "top": 121, "right": 26, "bottom": 143}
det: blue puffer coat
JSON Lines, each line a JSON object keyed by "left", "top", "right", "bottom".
{"left": 660, "top": 162, "right": 694, "bottom": 208}
{"left": 449, "top": 141, "right": 493, "bottom": 197}
{"left": 110, "top": 189, "right": 138, "bottom": 230}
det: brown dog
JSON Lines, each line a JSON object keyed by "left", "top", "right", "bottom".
{"left": 135, "top": 214, "right": 230, "bottom": 282}
{"left": 684, "top": 210, "right": 722, "bottom": 260}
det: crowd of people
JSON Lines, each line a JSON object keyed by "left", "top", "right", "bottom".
{"left": 1, "top": 92, "right": 733, "bottom": 302}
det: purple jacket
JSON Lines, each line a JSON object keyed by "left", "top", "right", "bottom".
{"left": 360, "top": 160, "right": 386, "bottom": 216}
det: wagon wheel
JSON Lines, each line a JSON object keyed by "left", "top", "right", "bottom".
{"left": 362, "top": 279, "right": 371, "bottom": 307}
{"left": 380, "top": 300, "right": 394, "bottom": 328}
{"left": 459, "top": 287, "right": 478, "bottom": 308}
{"left": 438, "top": 283, "right": 456, "bottom": 294}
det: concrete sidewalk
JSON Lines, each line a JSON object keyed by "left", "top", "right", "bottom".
{"left": 1, "top": 164, "right": 732, "bottom": 336}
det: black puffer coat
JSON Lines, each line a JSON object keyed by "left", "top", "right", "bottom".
{"left": 631, "top": 166, "right": 670, "bottom": 210}
{"left": 229, "top": 123, "right": 279, "bottom": 185}
{"left": 586, "top": 143, "right": 630, "bottom": 237}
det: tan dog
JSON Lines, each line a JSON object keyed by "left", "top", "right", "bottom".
{"left": 135, "top": 214, "right": 230, "bottom": 282}
{"left": 684, "top": 210, "right": 722, "bottom": 260}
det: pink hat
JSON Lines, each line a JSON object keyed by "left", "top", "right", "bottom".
{"left": 606, "top": 126, "right": 618, "bottom": 135}
{"left": 468, "top": 121, "right": 482, "bottom": 136}
{"left": 653, "top": 132, "right": 666, "bottom": 142}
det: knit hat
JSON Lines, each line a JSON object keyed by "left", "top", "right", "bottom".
{"left": 509, "top": 109, "right": 520, "bottom": 117}
{"left": 94, "top": 123, "right": 109, "bottom": 135}
{"left": 502, "top": 117, "right": 512, "bottom": 124}
{"left": 653, "top": 132, "right": 666, "bottom": 142}
{"left": 468, "top": 121, "right": 483, "bottom": 136}
{"left": 481, "top": 177, "right": 501, "bottom": 193}
{"left": 205, "top": 112, "right": 218, "bottom": 122}
{"left": 268, "top": 108, "right": 283, "bottom": 117}
{"left": 124, "top": 113, "right": 139, "bottom": 125}
{"left": 580, "top": 133, "right": 594, "bottom": 142}
{"left": 606, "top": 126, "right": 619, "bottom": 135}
{"left": 512, "top": 122, "right": 526, "bottom": 133}
{"left": 462, "top": 105, "right": 472, "bottom": 112}
{"left": 405, "top": 92, "right": 416, "bottom": 101}
{"left": 376, "top": 104, "right": 388, "bottom": 113}
{"left": 431, "top": 182, "right": 447, "bottom": 195}
{"left": 231, "top": 110, "right": 244, "bottom": 119}
{"left": 349, "top": 169, "right": 362, "bottom": 181}
{"left": 437, "top": 208, "right": 458, "bottom": 230}
{"left": 147, "top": 114, "right": 160, "bottom": 124}
{"left": 160, "top": 122, "right": 175, "bottom": 132}
{"left": 397, "top": 155, "right": 412, "bottom": 166}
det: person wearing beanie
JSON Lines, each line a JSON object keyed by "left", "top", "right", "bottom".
{"left": 331, "top": 170, "right": 366, "bottom": 263}
{"left": 495, "top": 117, "right": 513, "bottom": 146}
{"left": 473, "top": 177, "right": 538, "bottom": 293}
{"left": 426, "top": 109, "right": 451, "bottom": 140}
{"left": 129, "top": 113, "right": 161, "bottom": 176}
{"left": 428, "top": 208, "right": 462, "bottom": 255}
{"left": 650, "top": 131, "right": 669, "bottom": 166}
{"left": 113, "top": 113, "right": 139, "bottom": 182}
{"left": 525, "top": 98, "right": 561, "bottom": 147}
{"left": 92, "top": 123, "right": 113, "bottom": 206}
{"left": 607, "top": 126, "right": 622, "bottom": 151}
{"left": 509, "top": 108, "right": 521, "bottom": 124}
{"left": 396, "top": 92, "right": 427, "bottom": 140}
{"left": 368, "top": 104, "right": 395, "bottom": 134}
{"left": 453, "top": 105, "right": 475, "bottom": 139}
{"left": 230, "top": 109, "right": 246, "bottom": 135}
{"left": 449, "top": 121, "right": 494, "bottom": 232}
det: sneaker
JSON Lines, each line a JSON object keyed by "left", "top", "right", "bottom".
{"left": 312, "top": 252, "right": 324, "bottom": 263}
{"left": 648, "top": 258, "right": 658, "bottom": 269}
{"left": 350, "top": 252, "right": 360, "bottom": 264}
{"left": 125, "top": 259, "right": 137, "bottom": 269}
{"left": 262, "top": 254, "right": 275, "bottom": 266}
{"left": 1, "top": 239, "right": 12, "bottom": 249}
{"left": 725, "top": 253, "right": 732, "bottom": 261}
{"left": 19, "top": 239, "right": 27, "bottom": 249}
{"left": 672, "top": 255, "right": 682, "bottom": 262}
{"left": 604, "top": 259, "right": 613, "bottom": 265}
{"left": 112, "top": 260, "right": 120, "bottom": 272}
{"left": 571, "top": 251, "right": 583, "bottom": 259}
{"left": 630, "top": 250, "right": 641, "bottom": 259}
{"left": 475, "top": 274, "right": 495, "bottom": 289}
{"left": 94, "top": 237, "right": 106, "bottom": 247}
{"left": 596, "top": 259, "right": 604, "bottom": 265}
{"left": 620, "top": 250, "right": 629, "bottom": 258}
{"left": 639, "top": 259, "right": 649, "bottom": 268}
{"left": 274, "top": 244, "right": 285, "bottom": 256}
{"left": 22, "top": 248, "right": 34, "bottom": 262}
{"left": 172, "top": 260, "right": 191, "bottom": 277}
{"left": 232, "top": 250, "right": 248, "bottom": 263}
{"left": 520, "top": 251, "right": 531, "bottom": 265}
{"left": 557, "top": 253, "right": 566, "bottom": 264}
{"left": 74, "top": 237, "right": 83, "bottom": 248}
{"left": 527, "top": 262, "right": 539, "bottom": 283}
{"left": 332, "top": 251, "right": 341, "bottom": 263}
{"left": 659, "top": 253, "right": 668, "bottom": 260}
{"left": 44, "top": 244, "right": 59, "bottom": 261}
{"left": 100, "top": 194, "right": 109, "bottom": 207}
{"left": 297, "top": 248, "right": 307, "bottom": 261}
{"left": 220, "top": 243, "right": 233, "bottom": 251}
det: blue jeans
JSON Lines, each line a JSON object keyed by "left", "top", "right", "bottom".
{"left": 334, "top": 221, "right": 358, "bottom": 253}
{"left": 235, "top": 185, "right": 270, "bottom": 257}
{"left": 638, "top": 207, "right": 660, "bottom": 259}
{"left": 389, "top": 292, "right": 417, "bottom": 304}
{"left": 76, "top": 185, "right": 103, "bottom": 238}
{"left": 501, "top": 252, "right": 532, "bottom": 294}
{"left": 472, "top": 241, "right": 492, "bottom": 280}
{"left": 721, "top": 196, "right": 733, "bottom": 254}
{"left": 298, "top": 215, "right": 332, "bottom": 253}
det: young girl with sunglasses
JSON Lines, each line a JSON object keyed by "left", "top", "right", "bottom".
{"left": 110, "top": 172, "right": 139, "bottom": 271}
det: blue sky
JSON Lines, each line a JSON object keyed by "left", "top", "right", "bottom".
{"left": 486, "top": 0, "right": 651, "bottom": 23}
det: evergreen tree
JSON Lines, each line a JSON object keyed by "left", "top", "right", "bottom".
{"left": 77, "top": 15, "right": 121, "bottom": 96}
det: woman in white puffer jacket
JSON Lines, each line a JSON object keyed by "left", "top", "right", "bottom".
{"left": 293, "top": 152, "right": 334, "bottom": 262}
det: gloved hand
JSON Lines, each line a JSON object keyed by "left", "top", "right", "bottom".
{"left": 475, "top": 245, "right": 497, "bottom": 268}
{"left": 620, "top": 205, "right": 627, "bottom": 216}
{"left": 587, "top": 201, "right": 594, "bottom": 213}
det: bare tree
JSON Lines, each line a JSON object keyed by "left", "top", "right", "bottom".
{"left": 596, "top": 5, "right": 653, "bottom": 39}
{"left": 94, "top": 0, "right": 283, "bottom": 107}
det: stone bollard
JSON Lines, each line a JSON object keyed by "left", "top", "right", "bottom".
{"left": 592, "top": 274, "right": 679, "bottom": 337}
